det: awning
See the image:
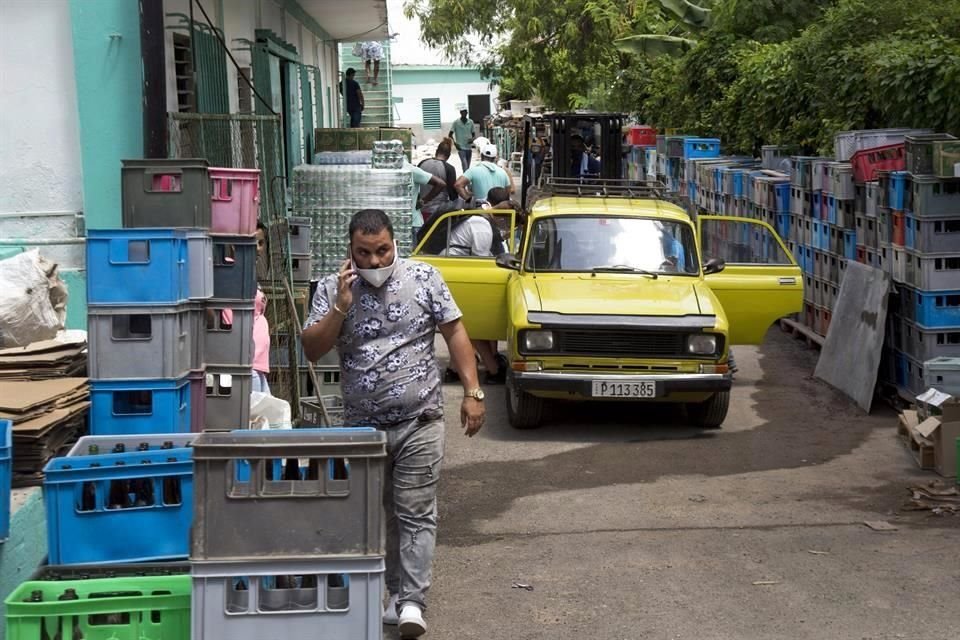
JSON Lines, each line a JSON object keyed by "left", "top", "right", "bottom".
{"left": 300, "top": 0, "right": 389, "bottom": 41}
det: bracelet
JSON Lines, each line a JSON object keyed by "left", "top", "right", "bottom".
{"left": 333, "top": 303, "right": 347, "bottom": 316}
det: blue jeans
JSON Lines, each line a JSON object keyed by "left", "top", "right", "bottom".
{"left": 458, "top": 148, "right": 472, "bottom": 171}
{"left": 349, "top": 110, "right": 362, "bottom": 128}
{"left": 382, "top": 412, "right": 445, "bottom": 612}
{"left": 252, "top": 370, "right": 271, "bottom": 394}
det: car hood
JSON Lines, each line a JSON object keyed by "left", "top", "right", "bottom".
{"left": 527, "top": 274, "right": 706, "bottom": 317}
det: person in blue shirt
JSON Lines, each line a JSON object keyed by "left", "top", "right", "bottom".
{"left": 570, "top": 134, "right": 601, "bottom": 178}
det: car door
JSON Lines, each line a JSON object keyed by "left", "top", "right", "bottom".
{"left": 412, "top": 210, "right": 515, "bottom": 341}
{"left": 697, "top": 215, "right": 803, "bottom": 345}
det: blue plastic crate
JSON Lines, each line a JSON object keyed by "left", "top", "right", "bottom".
{"left": 733, "top": 171, "right": 745, "bottom": 198}
{"left": 683, "top": 138, "right": 721, "bottom": 160}
{"left": 820, "top": 223, "right": 831, "bottom": 251}
{"left": 812, "top": 191, "right": 823, "bottom": 219}
{"left": 826, "top": 194, "right": 838, "bottom": 225}
{"left": 904, "top": 214, "right": 917, "bottom": 250}
{"left": 90, "top": 377, "right": 191, "bottom": 436}
{"left": 888, "top": 171, "right": 910, "bottom": 211}
{"left": 774, "top": 183, "right": 791, "bottom": 213}
{"left": 843, "top": 230, "right": 857, "bottom": 260}
{"left": 86, "top": 229, "right": 189, "bottom": 305}
{"left": 776, "top": 213, "right": 790, "bottom": 240}
{"left": 1, "top": 419, "right": 10, "bottom": 542}
{"left": 894, "top": 351, "right": 908, "bottom": 388}
{"left": 811, "top": 221, "right": 823, "bottom": 250}
{"left": 802, "top": 246, "right": 813, "bottom": 274}
{"left": 910, "top": 288, "right": 960, "bottom": 329}
{"left": 43, "top": 446, "right": 193, "bottom": 564}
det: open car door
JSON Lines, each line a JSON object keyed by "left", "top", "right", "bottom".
{"left": 412, "top": 209, "right": 516, "bottom": 341}
{"left": 698, "top": 215, "right": 803, "bottom": 345}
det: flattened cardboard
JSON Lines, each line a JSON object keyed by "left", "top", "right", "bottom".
{"left": 0, "top": 378, "right": 87, "bottom": 412}
{"left": 916, "top": 417, "right": 941, "bottom": 439}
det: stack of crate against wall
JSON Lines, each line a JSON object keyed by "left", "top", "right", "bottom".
{"left": 189, "top": 428, "right": 388, "bottom": 640}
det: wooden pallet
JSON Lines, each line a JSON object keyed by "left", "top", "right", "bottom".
{"left": 779, "top": 317, "right": 825, "bottom": 350}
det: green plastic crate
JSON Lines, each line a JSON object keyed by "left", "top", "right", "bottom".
{"left": 5, "top": 575, "right": 191, "bottom": 640}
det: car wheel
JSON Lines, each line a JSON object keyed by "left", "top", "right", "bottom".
{"left": 687, "top": 390, "right": 729, "bottom": 429}
{"left": 505, "top": 370, "right": 544, "bottom": 429}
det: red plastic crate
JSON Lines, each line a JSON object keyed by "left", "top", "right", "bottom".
{"left": 856, "top": 245, "right": 867, "bottom": 264}
{"left": 851, "top": 144, "right": 905, "bottom": 184}
{"left": 804, "top": 302, "right": 815, "bottom": 328}
{"left": 892, "top": 212, "right": 906, "bottom": 246}
{"left": 628, "top": 125, "right": 657, "bottom": 146}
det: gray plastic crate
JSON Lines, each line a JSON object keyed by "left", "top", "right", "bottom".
{"left": 900, "top": 350, "right": 927, "bottom": 397}
{"left": 902, "top": 320, "right": 960, "bottom": 362}
{"left": 289, "top": 216, "right": 311, "bottom": 254}
{"left": 906, "top": 133, "right": 957, "bottom": 176}
{"left": 911, "top": 176, "right": 960, "bottom": 218}
{"left": 190, "top": 428, "right": 387, "bottom": 561}
{"left": 68, "top": 434, "right": 197, "bottom": 457}
{"left": 191, "top": 557, "right": 383, "bottom": 640}
{"left": 291, "top": 253, "right": 311, "bottom": 282}
{"left": 189, "top": 368, "right": 206, "bottom": 433}
{"left": 909, "top": 215, "right": 960, "bottom": 254}
{"left": 212, "top": 234, "right": 257, "bottom": 301}
{"left": 812, "top": 159, "right": 831, "bottom": 192}
{"left": 186, "top": 302, "right": 205, "bottom": 369}
{"left": 205, "top": 301, "right": 254, "bottom": 367}
{"left": 865, "top": 181, "right": 881, "bottom": 217}
{"left": 121, "top": 158, "right": 211, "bottom": 228}
{"left": 922, "top": 356, "right": 960, "bottom": 395}
{"left": 906, "top": 251, "right": 960, "bottom": 291}
{"left": 88, "top": 305, "right": 193, "bottom": 379}
{"left": 834, "top": 128, "right": 933, "bottom": 162}
{"left": 206, "top": 365, "right": 253, "bottom": 430}
{"left": 186, "top": 230, "right": 214, "bottom": 299}
{"left": 300, "top": 395, "right": 345, "bottom": 427}
{"left": 827, "top": 162, "right": 855, "bottom": 199}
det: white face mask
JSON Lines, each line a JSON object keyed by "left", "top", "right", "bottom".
{"left": 352, "top": 242, "right": 398, "bottom": 288}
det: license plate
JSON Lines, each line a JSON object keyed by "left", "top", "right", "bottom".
{"left": 590, "top": 380, "right": 658, "bottom": 398}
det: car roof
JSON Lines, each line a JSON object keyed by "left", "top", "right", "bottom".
{"left": 530, "top": 196, "right": 692, "bottom": 224}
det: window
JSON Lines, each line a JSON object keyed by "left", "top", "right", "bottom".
{"left": 416, "top": 212, "right": 513, "bottom": 257}
{"left": 421, "top": 98, "right": 441, "bottom": 130}
{"left": 700, "top": 219, "right": 791, "bottom": 265}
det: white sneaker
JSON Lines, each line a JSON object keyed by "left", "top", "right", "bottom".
{"left": 398, "top": 603, "right": 427, "bottom": 638}
{"left": 382, "top": 593, "right": 399, "bottom": 625}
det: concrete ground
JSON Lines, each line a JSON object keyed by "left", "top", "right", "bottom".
{"left": 385, "top": 328, "right": 959, "bottom": 639}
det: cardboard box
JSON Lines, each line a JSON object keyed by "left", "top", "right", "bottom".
{"left": 913, "top": 390, "right": 960, "bottom": 478}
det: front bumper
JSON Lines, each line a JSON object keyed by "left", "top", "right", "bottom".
{"left": 512, "top": 370, "right": 732, "bottom": 396}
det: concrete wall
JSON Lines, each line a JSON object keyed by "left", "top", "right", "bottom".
{"left": 392, "top": 67, "right": 497, "bottom": 143}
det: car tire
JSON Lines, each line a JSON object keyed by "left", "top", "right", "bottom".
{"left": 687, "top": 390, "right": 729, "bottom": 429}
{"left": 506, "top": 370, "right": 544, "bottom": 429}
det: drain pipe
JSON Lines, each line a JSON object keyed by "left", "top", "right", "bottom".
{"left": 140, "top": 0, "right": 168, "bottom": 157}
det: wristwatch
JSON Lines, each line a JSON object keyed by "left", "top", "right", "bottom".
{"left": 465, "top": 388, "right": 485, "bottom": 401}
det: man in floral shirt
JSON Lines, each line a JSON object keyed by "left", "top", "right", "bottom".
{"left": 302, "top": 209, "right": 484, "bottom": 638}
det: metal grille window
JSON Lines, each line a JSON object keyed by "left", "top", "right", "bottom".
{"left": 421, "top": 98, "right": 441, "bottom": 130}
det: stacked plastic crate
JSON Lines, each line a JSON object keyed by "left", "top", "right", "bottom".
{"left": 1, "top": 419, "right": 9, "bottom": 543}
{"left": 189, "top": 428, "right": 387, "bottom": 639}
{"left": 882, "top": 133, "right": 960, "bottom": 398}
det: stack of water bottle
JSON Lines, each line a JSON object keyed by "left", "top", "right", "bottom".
{"left": 290, "top": 154, "right": 415, "bottom": 279}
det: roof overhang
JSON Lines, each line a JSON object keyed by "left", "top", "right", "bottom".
{"left": 299, "top": 0, "right": 389, "bottom": 41}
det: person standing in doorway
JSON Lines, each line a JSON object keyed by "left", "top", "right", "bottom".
{"left": 449, "top": 108, "right": 475, "bottom": 171}
{"left": 340, "top": 68, "right": 364, "bottom": 128}
{"left": 301, "top": 209, "right": 485, "bottom": 638}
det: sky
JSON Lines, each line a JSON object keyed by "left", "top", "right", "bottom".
{"left": 386, "top": 0, "right": 494, "bottom": 66}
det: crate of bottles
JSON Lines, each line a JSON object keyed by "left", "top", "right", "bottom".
{"left": 190, "top": 428, "right": 386, "bottom": 561}
{"left": 911, "top": 176, "right": 960, "bottom": 217}
{"left": 86, "top": 229, "right": 188, "bottom": 305}
{"left": 87, "top": 304, "right": 196, "bottom": 379}
{"left": 212, "top": 234, "right": 257, "bottom": 301}
{"left": 29, "top": 562, "right": 191, "bottom": 581}
{"left": 4, "top": 575, "right": 191, "bottom": 640}
{"left": 901, "top": 320, "right": 960, "bottom": 362}
{"left": 922, "top": 357, "right": 960, "bottom": 396}
{"left": 210, "top": 167, "right": 261, "bottom": 235}
{"left": 43, "top": 443, "right": 193, "bottom": 564}
{"left": 205, "top": 365, "right": 252, "bottom": 430}
{"left": 191, "top": 557, "right": 383, "bottom": 640}
{"left": 121, "top": 158, "right": 211, "bottom": 229}
{"left": 90, "top": 376, "right": 191, "bottom": 436}
{"left": 205, "top": 301, "right": 254, "bottom": 367}
{"left": 1, "top": 419, "right": 10, "bottom": 542}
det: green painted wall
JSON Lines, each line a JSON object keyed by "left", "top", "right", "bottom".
{"left": 69, "top": 0, "right": 143, "bottom": 230}
{"left": 0, "top": 490, "right": 48, "bottom": 632}
{"left": 392, "top": 67, "right": 486, "bottom": 86}
{"left": 61, "top": 270, "right": 87, "bottom": 330}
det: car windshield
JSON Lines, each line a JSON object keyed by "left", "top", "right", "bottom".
{"left": 524, "top": 215, "right": 699, "bottom": 275}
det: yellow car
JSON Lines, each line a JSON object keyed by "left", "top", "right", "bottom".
{"left": 413, "top": 197, "right": 803, "bottom": 429}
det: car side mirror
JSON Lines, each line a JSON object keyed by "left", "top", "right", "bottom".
{"left": 495, "top": 253, "right": 521, "bottom": 271}
{"left": 703, "top": 258, "right": 726, "bottom": 275}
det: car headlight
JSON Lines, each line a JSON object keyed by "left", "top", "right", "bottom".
{"left": 523, "top": 330, "right": 554, "bottom": 351}
{"left": 687, "top": 334, "right": 717, "bottom": 355}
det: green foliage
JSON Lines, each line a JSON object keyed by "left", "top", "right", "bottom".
{"left": 407, "top": 0, "right": 960, "bottom": 149}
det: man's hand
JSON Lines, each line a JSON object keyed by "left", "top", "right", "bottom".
{"left": 337, "top": 259, "right": 357, "bottom": 310}
{"left": 461, "top": 397, "right": 485, "bottom": 437}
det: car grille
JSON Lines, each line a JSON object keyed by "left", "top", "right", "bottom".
{"left": 553, "top": 329, "right": 688, "bottom": 359}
